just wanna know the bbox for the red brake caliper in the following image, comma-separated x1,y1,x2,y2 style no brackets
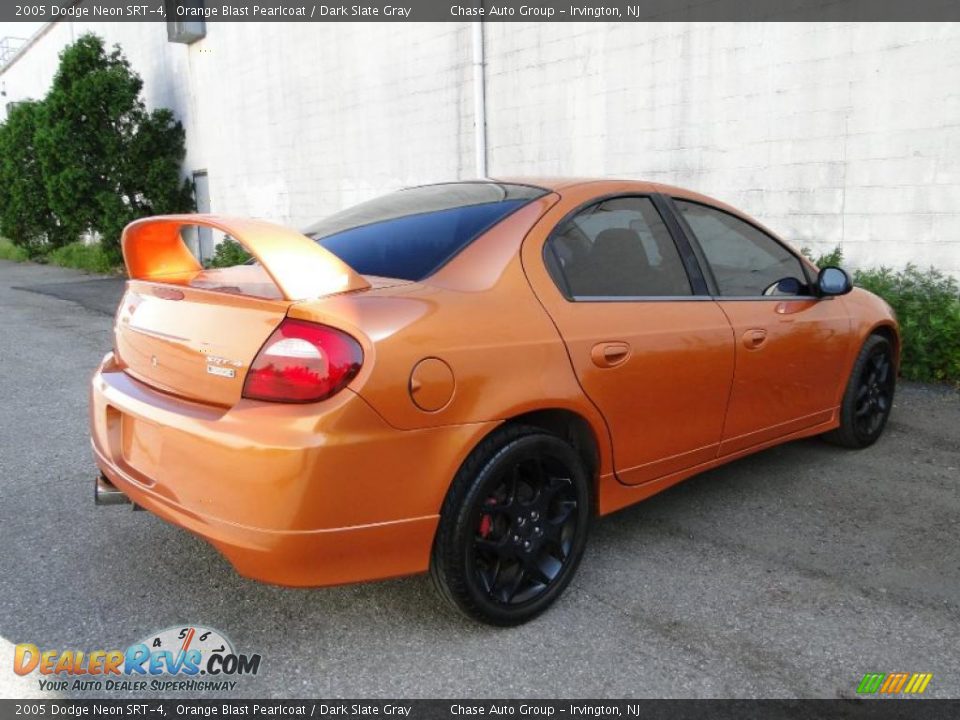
478,497,497,538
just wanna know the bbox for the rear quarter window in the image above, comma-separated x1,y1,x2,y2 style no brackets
305,183,547,282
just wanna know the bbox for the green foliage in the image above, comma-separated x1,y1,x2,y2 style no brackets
206,237,252,268
801,245,845,268
46,241,118,274
37,34,194,262
128,108,194,214
34,34,142,251
0,238,29,262
853,265,960,386
0,102,67,256
0,33,192,262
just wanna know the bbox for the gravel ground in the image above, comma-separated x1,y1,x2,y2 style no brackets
0,260,957,699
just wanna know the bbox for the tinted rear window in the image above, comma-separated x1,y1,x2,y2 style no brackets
304,182,547,281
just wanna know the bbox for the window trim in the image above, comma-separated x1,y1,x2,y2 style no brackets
541,193,710,303
664,196,818,300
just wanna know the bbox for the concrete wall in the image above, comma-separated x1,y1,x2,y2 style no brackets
1,20,475,231
2,20,959,275
485,22,960,274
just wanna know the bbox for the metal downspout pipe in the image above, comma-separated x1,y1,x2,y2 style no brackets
472,19,488,178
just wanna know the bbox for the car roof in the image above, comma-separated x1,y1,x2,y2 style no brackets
492,176,648,191
489,177,764,230
397,178,742,219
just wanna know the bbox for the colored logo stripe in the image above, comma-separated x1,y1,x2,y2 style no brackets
904,673,933,694
857,673,932,694
880,673,909,693
857,673,885,694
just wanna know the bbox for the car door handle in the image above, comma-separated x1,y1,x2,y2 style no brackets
743,329,768,349
591,342,631,368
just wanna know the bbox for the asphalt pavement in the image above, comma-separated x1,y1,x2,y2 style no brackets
0,259,958,699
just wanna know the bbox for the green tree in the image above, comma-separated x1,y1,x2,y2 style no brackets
34,33,192,262
207,236,252,268
0,101,66,255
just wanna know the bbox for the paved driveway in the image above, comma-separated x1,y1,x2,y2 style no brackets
0,260,957,699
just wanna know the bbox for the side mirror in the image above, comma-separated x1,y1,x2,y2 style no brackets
818,266,852,296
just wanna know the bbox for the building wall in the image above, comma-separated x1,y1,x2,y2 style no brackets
2,20,959,275
1,20,476,231
485,22,960,273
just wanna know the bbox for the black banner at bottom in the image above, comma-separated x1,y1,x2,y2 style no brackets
2,700,960,720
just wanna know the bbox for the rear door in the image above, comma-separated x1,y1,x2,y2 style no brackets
525,195,735,486
670,199,852,455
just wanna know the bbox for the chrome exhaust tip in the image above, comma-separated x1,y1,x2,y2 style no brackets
95,474,131,506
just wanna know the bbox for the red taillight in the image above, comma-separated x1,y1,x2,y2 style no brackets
242,318,363,403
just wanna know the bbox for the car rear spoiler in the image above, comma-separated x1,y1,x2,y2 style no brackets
121,214,370,301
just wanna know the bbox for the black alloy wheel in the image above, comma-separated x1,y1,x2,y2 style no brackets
471,453,579,604
431,425,591,626
825,334,896,449
854,345,895,439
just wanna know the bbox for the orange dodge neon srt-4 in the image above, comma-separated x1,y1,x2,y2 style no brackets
91,179,899,625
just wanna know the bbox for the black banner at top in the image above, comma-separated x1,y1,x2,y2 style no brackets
4,0,960,23
2,700,960,720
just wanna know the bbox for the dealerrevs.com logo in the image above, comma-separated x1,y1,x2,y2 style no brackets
14,626,262,693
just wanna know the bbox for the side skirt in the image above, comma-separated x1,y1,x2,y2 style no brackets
596,411,839,516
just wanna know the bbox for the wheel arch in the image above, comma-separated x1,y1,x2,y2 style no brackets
502,408,600,487
438,405,608,521
867,321,901,371
429,406,598,625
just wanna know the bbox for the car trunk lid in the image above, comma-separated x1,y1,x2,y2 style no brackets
114,215,372,407
116,279,291,406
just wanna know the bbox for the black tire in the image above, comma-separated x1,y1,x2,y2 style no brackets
430,424,592,626
824,334,896,449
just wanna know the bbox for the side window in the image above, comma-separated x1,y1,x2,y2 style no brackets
545,197,692,298
674,200,809,297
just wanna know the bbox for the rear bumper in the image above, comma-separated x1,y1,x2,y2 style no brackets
90,353,494,587
93,447,438,586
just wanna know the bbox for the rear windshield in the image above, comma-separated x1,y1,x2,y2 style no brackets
304,182,547,281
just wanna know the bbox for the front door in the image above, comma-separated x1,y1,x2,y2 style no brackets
671,199,853,455
525,195,735,485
